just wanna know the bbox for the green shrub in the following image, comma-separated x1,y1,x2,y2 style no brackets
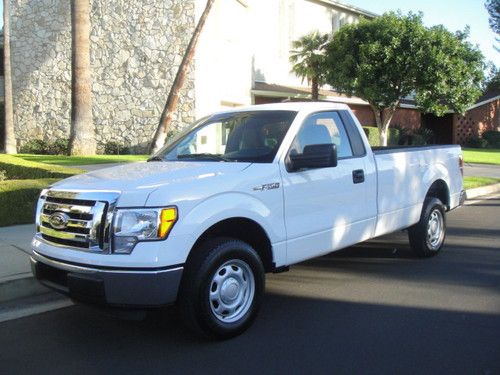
104,141,131,155
0,170,6,182
0,155,83,180
19,138,70,155
19,139,50,154
362,126,401,146
48,138,70,155
482,131,500,148
0,178,59,226
463,136,488,148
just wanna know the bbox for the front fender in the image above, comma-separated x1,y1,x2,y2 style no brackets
174,192,283,244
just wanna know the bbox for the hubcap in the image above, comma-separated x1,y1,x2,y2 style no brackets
426,208,444,250
209,259,255,323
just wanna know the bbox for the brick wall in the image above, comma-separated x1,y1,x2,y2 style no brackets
349,104,421,131
454,98,500,144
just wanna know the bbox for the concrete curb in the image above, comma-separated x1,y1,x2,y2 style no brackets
465,182,500,200
0,274,50,304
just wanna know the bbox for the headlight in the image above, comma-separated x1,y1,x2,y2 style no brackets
112,207,177,254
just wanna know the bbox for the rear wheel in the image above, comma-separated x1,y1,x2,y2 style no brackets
408,197,446,257
178,237,265,339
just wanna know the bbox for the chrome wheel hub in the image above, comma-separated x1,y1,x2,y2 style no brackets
426,209,444,250
209,259,255,323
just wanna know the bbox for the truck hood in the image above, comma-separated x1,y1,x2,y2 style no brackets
50,161,251,206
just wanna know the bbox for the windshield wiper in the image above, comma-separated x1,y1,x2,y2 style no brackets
147,156,164,162
177,153,233,162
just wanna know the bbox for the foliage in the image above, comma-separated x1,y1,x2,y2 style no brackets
19,138,70,155
289,31,329,100
463,148,500,165
362,126,401,146
463,136,489,149
0,170,7,182
324,11,484,145
463,176,500,190
483,64,500,93
104,141,131,155
482,130,500,148
0,155,83,180
15,154,148,166
485,0,500,35
0,178,59,226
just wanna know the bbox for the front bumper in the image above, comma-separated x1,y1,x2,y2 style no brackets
31,250,183,307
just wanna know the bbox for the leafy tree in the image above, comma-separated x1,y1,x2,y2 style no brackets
485,0,500,34
324,12,484,146
289,31,329,100
69,0,96,155
483,64,500,93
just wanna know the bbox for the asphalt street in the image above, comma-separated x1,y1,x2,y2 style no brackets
0,193,499,375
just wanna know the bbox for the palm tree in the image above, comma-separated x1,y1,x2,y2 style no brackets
289,31,329,101
149,0,216,153
69,0,96,155
3,0,16,154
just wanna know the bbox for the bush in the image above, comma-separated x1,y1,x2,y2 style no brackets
0,170,6,182
19,139,50,154
0,155,83,180
104,141,131,155
48,138,70,155
19,138,70,155
482,131,500,148
0,178,59,226
463,136,489,148
362,126,401,146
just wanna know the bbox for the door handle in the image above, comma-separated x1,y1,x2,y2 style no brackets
352,169,365,184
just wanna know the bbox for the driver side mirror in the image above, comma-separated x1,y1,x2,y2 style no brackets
288,144,337,172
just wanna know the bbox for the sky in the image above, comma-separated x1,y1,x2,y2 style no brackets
343,0,498,67
0,1,497,66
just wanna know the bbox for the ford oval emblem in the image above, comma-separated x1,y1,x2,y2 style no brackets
49,212,70,230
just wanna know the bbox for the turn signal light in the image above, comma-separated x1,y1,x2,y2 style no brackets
158,207,178,238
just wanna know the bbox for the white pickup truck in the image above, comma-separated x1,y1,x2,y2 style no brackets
31,102,465,338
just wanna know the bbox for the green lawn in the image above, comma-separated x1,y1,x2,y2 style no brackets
463,176,500,190
462,149,500,165
15,154,149,166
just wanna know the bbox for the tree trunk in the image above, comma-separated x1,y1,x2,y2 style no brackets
371,104,396,146
69,0,96,155
149,0,216,154
311,75,319,101
3,0,16,154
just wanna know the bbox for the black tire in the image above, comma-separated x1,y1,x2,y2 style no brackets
178,237,265,339
408,197,446,257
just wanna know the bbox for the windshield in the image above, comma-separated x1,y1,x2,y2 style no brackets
153,110,297,163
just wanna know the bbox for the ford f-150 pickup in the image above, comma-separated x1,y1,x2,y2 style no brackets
31,102,465,338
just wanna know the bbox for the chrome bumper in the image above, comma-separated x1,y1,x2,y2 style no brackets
31,250,183,307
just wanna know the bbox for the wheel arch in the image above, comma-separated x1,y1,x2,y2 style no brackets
425,179,450,210
186,217,275,273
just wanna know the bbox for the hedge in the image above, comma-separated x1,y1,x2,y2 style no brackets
0,179,59,226
0,154,84,179
362,126,401,146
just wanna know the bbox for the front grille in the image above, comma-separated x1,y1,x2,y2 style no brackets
36,190,120,253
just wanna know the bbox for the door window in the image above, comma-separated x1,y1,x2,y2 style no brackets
290,111,353,158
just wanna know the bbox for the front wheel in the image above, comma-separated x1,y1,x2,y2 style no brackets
178,237,265,339
408,197,446,257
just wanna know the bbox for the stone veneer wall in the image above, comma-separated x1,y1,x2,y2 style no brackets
10,0,195,153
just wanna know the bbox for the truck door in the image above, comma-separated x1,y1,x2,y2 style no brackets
280,110,377,264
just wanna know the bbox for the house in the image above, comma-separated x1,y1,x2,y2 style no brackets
1,0,496,151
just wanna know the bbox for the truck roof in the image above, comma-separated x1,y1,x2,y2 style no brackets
211,102,351,115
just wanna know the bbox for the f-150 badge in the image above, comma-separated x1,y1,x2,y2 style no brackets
253,182,280,191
